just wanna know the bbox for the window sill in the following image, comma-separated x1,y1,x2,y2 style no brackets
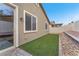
24,30,38,33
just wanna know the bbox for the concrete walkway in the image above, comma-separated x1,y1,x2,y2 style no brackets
0,48,32,56
60,33,79,56
59,34,63,56
11,48,32,56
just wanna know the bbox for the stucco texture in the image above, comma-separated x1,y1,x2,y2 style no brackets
14,3,49,45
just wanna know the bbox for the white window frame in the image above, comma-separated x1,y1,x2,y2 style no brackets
24,10,38,33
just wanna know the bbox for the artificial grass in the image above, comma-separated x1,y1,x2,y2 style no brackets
19,34,59,56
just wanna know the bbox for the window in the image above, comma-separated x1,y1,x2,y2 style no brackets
24,10,37,33
45,23,48,30
31,16,36,30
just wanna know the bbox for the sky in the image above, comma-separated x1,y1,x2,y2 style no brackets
42,3,79,25
0,3,79,25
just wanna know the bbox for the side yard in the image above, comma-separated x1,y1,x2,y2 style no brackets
19,34,59,56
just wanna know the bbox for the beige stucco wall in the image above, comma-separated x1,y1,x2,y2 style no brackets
73,21,79,31
49,23,75,34
14,3,49,45
49,21,79,34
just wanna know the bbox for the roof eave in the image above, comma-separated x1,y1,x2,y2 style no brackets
39,3,50,24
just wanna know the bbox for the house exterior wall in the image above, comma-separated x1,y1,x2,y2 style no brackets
14,3,49,45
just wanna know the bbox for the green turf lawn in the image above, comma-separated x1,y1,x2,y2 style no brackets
19,34,59,56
